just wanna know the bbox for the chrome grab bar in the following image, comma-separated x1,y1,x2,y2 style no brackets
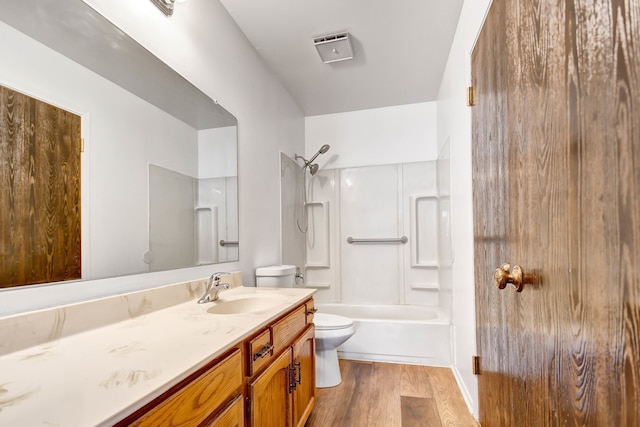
346,236,408,244
219,240,239,247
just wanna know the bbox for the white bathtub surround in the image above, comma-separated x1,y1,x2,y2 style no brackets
0,279,314,426
305,161,442,307
317,304,450,366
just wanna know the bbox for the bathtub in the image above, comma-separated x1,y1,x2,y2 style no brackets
315,303,451,366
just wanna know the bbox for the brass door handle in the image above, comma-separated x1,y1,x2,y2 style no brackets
494,263,535,292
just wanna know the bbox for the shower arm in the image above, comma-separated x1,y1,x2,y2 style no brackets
295,154,311,168
295,144,330,170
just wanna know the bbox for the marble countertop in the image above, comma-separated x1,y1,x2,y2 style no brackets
0,283,315,426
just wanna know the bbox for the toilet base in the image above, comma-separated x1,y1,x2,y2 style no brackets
315,348,342,388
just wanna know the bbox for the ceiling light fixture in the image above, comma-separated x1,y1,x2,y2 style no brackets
150,0,186,17
313,32,354,64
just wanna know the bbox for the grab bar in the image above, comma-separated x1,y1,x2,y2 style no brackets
219,240,239,247
346,236,408,244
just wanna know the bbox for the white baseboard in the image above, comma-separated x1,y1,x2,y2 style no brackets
451,364,478,420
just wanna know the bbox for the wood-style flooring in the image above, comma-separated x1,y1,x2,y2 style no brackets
305,360,479,427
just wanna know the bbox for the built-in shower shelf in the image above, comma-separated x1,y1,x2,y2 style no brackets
410,283,440,291
304,283,332,289
195,206,218,265
305,201,330,268
410,263,440,269
409,194,439,268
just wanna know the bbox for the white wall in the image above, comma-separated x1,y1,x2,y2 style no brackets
436,0,493,418
305,102,438,169
0,0,304,315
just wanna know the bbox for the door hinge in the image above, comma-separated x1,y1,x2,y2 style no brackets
472,355,480,375
80,138,85,153
288,363,296,393
467,86,476,107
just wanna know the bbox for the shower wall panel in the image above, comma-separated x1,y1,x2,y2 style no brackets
340,165,403,305
436,142,452,317
149,165,195,271
300,161,443,307
402,162,439,306
197,177,237,263
280,153,305,277
306,169,340,301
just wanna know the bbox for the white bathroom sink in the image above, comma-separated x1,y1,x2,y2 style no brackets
206,293,282,314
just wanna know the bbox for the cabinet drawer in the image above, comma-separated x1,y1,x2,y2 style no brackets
247,328,273,376
272,304,307,352
305,299,316,323
131,349,242,427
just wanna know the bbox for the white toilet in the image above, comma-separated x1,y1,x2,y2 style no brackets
255,265,355,388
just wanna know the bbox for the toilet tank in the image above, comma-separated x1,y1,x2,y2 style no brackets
255,265,297,287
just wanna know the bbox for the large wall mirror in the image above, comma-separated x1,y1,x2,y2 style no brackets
0,0,238,288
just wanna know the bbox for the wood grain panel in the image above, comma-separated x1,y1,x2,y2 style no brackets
472,0,640,425
292,325,315,427
248,348,293,427
203,395,244,427
272,305,306,352
306,361,477,427
471,0,511,424
130,349,242,427
0,85,81,288
400,396,441,427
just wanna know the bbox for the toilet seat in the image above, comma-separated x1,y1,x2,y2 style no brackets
314,313,353,330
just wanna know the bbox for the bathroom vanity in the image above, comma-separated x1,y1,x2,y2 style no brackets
0,276,316,426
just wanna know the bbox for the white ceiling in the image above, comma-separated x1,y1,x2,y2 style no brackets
219,0,464,116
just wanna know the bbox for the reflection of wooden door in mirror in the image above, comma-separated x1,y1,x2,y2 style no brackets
0,85,81,288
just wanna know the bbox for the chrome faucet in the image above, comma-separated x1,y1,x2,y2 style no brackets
197,272,230,304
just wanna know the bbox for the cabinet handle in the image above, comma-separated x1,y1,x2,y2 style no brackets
253,343,272,361
295,360,301,385
307,308,318,315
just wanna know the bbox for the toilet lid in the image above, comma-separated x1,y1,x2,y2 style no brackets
314,313,353,330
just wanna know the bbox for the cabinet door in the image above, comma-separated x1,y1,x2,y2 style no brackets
248,347,293,427
204,395,244,427
292,325,315,427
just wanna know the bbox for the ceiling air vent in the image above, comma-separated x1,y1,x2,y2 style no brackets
313,32,354,64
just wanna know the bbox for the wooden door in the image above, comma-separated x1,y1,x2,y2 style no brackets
292,325,315,427
248,347,293,427
0,85,81,288
472,0,640,426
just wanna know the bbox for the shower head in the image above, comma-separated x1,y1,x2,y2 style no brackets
306,144,331,165
295,144,331,175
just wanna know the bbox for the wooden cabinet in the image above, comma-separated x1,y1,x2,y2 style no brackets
291,325,315,427
248,346,294,427
118,348,243,427
246,299,316,427
116,297,315,427
203,395,244,427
